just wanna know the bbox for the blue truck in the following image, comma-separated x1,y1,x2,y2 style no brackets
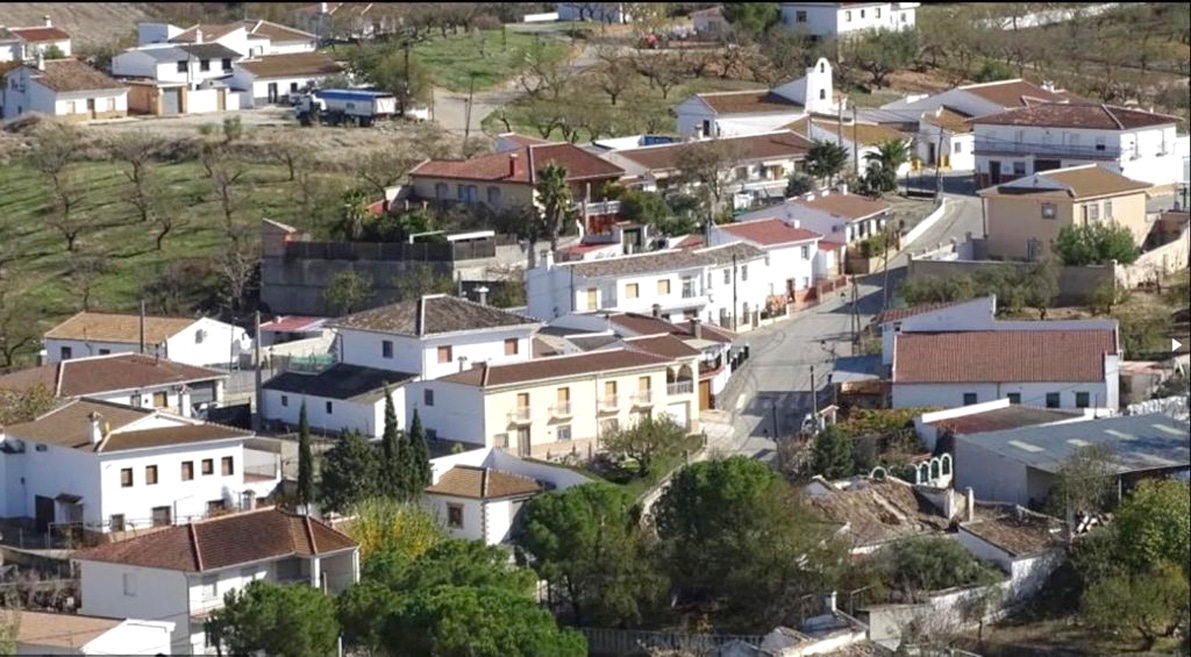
297,89,398,127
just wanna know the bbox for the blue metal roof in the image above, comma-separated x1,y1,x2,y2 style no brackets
315,89,393,101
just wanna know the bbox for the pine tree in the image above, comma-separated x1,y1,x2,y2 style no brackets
379,384,403,499
297,400,314,509
406,409,432,495
811,424,854,480
319,429,379,514
395,428,414,499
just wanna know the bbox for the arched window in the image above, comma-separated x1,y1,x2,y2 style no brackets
941,454,952,476
930,458,941,480
819,89,826,100
918,463,930,484
819,62,825,73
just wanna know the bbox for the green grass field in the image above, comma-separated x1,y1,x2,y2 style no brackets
412,28,572,92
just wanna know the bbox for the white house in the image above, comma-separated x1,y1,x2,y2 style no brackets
917,105,975,171
230,51,344,105
556,2,637,23
673,58,837,139
0,16,72,62
424,447,593,544
43,311,251,369
779,2,919,38
969,102,1187,189
0,398,281,537
788,115,913,176
709,218,822,298
14,611,175,655
1,55,127,122
139,20,318,57
527,242,776,332
956,505,1067,607
73,507,359,655
261,364,416,437
736,186,891,245
111,40,244,115
0,352,228,413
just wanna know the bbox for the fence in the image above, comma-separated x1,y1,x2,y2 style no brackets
579,627,766,657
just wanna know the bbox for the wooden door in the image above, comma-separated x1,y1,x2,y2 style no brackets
153,391,169,408
699,380,712,411
86,98,96,119
35,495,54,533
517,427,531,457
586,288,597,310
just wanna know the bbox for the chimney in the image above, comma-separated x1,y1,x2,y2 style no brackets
965,487,975,523
88,412,104,445
43,15,52,27
689,318,703,340
476,286,489,306
35,48,45,71
195,28,204,44
837,182,848,196
651,303,662,318
823,591,837,615
508,153,519,178
1041,80,1055,92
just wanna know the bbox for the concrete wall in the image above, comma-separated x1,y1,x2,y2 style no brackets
954,438,1029,506
1115,226,1191,288
78,561,193,654
892,381,1113,411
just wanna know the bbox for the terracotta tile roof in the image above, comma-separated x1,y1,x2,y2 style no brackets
615,131,813,172
15,611,121,649
334,294,539,336
798,118,910,146
697,89,802,115
236,52,343,79
73,508,356,572
24,58,126,93
922,106,973,133
893,329,1118,384
877,300,968,324
45,311,198,345
980,165,1153,200
260,316,328,333
929,405,1083,435
788,192,890,221
100,423,253,453
970,103,1181,130
962,508,1064,557
411,143,624,183
8,26,72,42
609,312,735,343
959,79,1077,109
240,18,317,42
718,218,822,246
697,241,768,265
263,364,417,402
0,353,226,399
438,348,675,387
819,240,845,252
622,334,701,359
170,23,243,43
806,479,950,549
178,42,242,60
565,249,715,278
498,132,551,147
673,235,704,249
425,465,542,499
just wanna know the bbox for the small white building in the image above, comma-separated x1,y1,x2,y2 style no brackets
0,16,72,62
424,447,593,544
0,398,281,537
1,56,127,122
261,364,416,437
957,505,1067,607
556,2,637,23
139,19,318,57
73,507,359,655
709,217,823,298
0,352,227,413
788,115,914,177
14,611,175,655
736,186,891,245
917,105,975,171
43,311,251,369
779,2,919,38
230,51,344,105
970,102,1187,189
673,58,837,139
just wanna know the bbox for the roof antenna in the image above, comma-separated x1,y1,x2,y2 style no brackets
139,298,147,355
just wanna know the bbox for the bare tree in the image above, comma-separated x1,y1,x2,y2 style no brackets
675,139,746,215
270,139,312,182
215,246,258,316
109,131,159,223
28,124,90,251
353,142,428,197
635,53,689,99
67,250,113,311
206,151,248,244
0,287,40,369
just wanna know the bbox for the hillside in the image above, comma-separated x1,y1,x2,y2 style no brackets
0,3,158,47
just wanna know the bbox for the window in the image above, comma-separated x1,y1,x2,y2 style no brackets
290,82,299,93
207,499,226,514
202,458,214,475
723,269,731,285
1075,392,1091,408
381,340,393,358
1104,200,1113,219
222,57,232,71
601,418,620,434
1094,136,1106,151
657,279,671,295
819,89,826,100
221,456,234,476
281,394,289,407
954,141,963,154
98,348,110,355
110,514,125,532
962,393,978,406
558,425,572,441
860,9,866,18
901,11,907,22
427,428,437,441
199,58,210,72
120,468,133,487
201,574,218,600
176,60,187,73
625,283,639,299
1045,392,1061,409
105,97,116,111
145,465,158,485
1007,393,1021,404
182,461,194,481
131,394,143,408
151,506,172,527
735,166,749,181
1085,203,1100,222
796,9,807,22
435,182,448,199
60,346,72,360
875,7,881,17
487,186,501,205
447,503,464,529
437,345,453,363
741,265,748,281
845,10,852,21
424,388,435,406
682,276,696,298
325,400,333,414
504,338,518,356
1041,203,1057,220
1012,161,1027,176
123,573,137,596
800,245,810,259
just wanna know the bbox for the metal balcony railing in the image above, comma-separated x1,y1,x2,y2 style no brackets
667,381,694,396
972,139,1122,160
508,407,532,423
598,396,619,412
631,390,654,406
550,402,573,417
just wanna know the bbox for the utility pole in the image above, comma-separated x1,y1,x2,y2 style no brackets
881,219,893,313
252,310,263,433
731,253,739,332
934,124,945,200
401,38,413,117
850,275,860,353
852,104,859,177
138,299,146,354
836,97,845,148
463,72,477,143
810,365,819,434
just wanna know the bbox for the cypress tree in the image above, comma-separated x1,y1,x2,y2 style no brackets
297,400,314,508
406,409,432,494
380,384,402,498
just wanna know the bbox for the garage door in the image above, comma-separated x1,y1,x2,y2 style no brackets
162,88,181,115
664,402,690,431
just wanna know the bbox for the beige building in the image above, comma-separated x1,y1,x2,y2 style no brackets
419,347,700,461
978,163,1152,261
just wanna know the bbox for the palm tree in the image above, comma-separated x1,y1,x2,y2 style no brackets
535,162,575,251
863,139,912,194
806,141,849,187
336,188,372,241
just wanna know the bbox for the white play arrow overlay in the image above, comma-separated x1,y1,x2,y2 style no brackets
1175,338,1184,352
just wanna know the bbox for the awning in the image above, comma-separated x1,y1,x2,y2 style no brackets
829,355,884,384
55,493,83,505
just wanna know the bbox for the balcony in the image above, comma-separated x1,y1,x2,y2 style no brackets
973,139,1122,160
508,407,533,423
550,402,573,418
572,199,621,216
667,381,694,396
630,390,654,407
598,396,619,412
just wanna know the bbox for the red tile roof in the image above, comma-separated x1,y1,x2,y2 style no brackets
411,143,624,184
819,240,845,252
609,312,735,343
970,103,1181,130
623,334,702,359
237,52,343,79
615,131,813,173
697,90,802,114
438,348,676,387
0,353,226,399
260,316,328,333
73,508,356,572
8,26,72,42
425,465,542,499
960,79,1080,109
893,330,1118,384
718,218,822,247
790,192,890,221
877,300,969,324
673,235,705,249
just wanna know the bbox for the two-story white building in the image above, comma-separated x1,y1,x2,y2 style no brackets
1,55,128,122
137,20,318,56
527,242,775,332
0,16,72,62
673,58,838,139
969,102,1186,189
736,186,891,245
261,294,541,438
708,218,823,301
73,507,359,655
779,2,919,38
0,398,281,538
111,40,244,115
43,311,251,369
0,352,227,413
